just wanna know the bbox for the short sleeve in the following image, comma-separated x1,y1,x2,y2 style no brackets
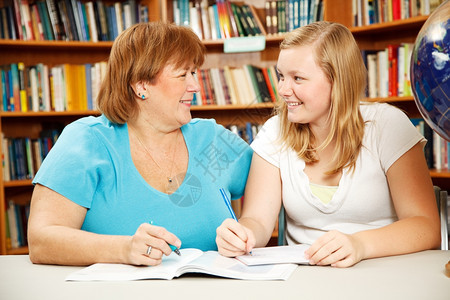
32,122,114,208
250,116,283,168
366,104,426,172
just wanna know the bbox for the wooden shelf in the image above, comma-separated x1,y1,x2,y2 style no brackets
0,111,100,118
364,96,415,103
191,103,274,111
5,246,28,255
3,180,33,188
430,170,450,179
0,104,274,117
349,15,428,34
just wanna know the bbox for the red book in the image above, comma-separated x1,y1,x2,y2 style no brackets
387,44,399,97
261,67,276,102
392,0,401,21
216,0,231,38
197,69,208,105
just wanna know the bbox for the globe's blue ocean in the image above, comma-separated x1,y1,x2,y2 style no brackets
410,1,450,141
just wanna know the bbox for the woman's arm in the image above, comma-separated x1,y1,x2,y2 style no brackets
360,141,441,257
305,142,441,267
216,153,283,256
28,184,180,266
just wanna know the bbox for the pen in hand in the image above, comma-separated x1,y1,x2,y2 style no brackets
149,221,181,256
219,188,252,255
219,188,237,222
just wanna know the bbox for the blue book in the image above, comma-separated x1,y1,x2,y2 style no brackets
14,203,24,247
213,4,221,39
104,3,114,40
75,0,87,41
1,69,7,111
109,5,118,40
180,0,189,26
14,138,27,180
8,68,14,111
245,122,253,143
37,1,54,40
6,6,17,40
80,2,90,41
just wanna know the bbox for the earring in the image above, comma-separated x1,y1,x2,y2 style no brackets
141,94,145,100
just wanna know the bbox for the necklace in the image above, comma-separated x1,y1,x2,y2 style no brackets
131,127,179,185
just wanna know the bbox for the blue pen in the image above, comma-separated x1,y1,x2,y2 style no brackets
219,188,237,221
219,188,252,255
149,221,181,256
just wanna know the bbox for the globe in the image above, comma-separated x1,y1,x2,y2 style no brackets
410,0,450,141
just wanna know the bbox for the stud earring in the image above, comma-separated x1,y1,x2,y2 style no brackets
141,94,145,100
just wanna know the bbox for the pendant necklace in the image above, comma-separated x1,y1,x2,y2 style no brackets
131,127,179,188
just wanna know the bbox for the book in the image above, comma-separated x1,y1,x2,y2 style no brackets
45,0,65,40
237,244,310,266
65,248,297,281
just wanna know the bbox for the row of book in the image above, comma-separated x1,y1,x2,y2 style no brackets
411,118,450,171
0,0,148,41
5,199,30,249
193,65,279,106
0,61,278,112
363,43,413,99
1,62,107,112
2,128,62,181
265,0,324,35
353,0,444,27
173,0,266,40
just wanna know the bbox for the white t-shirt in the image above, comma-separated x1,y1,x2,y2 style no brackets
251,103,426,245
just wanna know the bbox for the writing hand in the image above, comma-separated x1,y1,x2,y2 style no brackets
128,223,181,266
216,219,255,257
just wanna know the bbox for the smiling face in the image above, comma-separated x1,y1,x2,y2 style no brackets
143,63,200,129
276,45,332,129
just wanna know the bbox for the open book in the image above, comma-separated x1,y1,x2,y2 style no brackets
65,249,297,281
237,244,310,266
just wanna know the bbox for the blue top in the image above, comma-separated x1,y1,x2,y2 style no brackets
32,115,253,251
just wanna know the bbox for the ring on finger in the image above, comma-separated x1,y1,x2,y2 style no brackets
146,246,152,256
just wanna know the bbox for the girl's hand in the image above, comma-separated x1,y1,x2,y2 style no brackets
127,223,181,266
216,219,255,257
304,230,365,268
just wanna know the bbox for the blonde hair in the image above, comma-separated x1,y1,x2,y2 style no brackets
97,22,206,124
276,21,366,174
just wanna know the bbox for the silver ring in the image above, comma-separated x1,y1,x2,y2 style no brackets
146,246,152,255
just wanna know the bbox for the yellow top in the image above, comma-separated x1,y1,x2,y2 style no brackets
309,183,338,205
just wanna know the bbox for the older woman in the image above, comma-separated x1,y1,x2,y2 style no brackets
28,22,252,266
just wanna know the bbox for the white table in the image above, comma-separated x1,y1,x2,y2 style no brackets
1,250,449,300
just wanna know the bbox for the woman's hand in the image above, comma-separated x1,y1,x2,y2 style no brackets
304,230,365,268
127,223,181,266
216,219,256,257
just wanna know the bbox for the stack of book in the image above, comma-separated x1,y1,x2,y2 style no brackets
265,0,324,35
352,0,444,27
410,118,450,171
173,0,266,40
2,127,62,181
5,199,30,250
1,61,107,112
362,43,414,99
0,0,148,41
193,64,279,106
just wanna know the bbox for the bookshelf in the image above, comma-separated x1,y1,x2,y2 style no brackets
0,0,448,255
